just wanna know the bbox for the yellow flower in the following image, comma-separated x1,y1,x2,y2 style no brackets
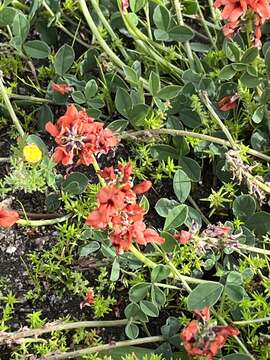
23,143,42,163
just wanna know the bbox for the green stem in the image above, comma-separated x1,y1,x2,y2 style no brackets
10,94,53,104
90,0,130,61
173,0,193,63
79,0,126,69
17,214,71,227
194,0,218,50
233,317,270,326
129,245,207,284
42,1,91,49
0,71,25,138
38,336,164,360
91,156,106,187
0,319,128,344
199,91,237,150
188,195,210,225
121,129,270,162
238,244,270,256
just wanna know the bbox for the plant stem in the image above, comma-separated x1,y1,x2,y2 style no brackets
90,0,130,61
238,244,270,256
91,156,106,186
41,1,91,49
194,0,217,50
0,320,128,345
17,214,71,227
79,0,126,69
173,0,193,63
199,91,237,150
0,157,10,163
129,245,207,284
39,336,164,360
233,317,270,326
188,195,210,225
10,94,53,104
121,129,270,162
0,71,25,138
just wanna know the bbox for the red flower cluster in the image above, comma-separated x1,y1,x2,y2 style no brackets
86,163,164,253
218,95,238,112
214,0,270,46
46,104,119,166
51,83,73,95
0,209,19,228
80,289,95,309
181,307,239,359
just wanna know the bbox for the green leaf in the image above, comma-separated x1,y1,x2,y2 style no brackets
71,91,85,104
252,105,264,124
62,172,88,195
149,71,161,96
23,40,50,59
139,195,150,213
124,302,148,322
153,5,171,31
110,258,120,281
0,7,17,26
12,13,30,49
219,65,236,80
161,317,180,339
157,85,181,100
151,285,166,307
37,105,53,132
151,265,171,282
246,211,270,234
178,156,201,182
129,283,151,302
46,193,61,212
241,47,258,64
124,66,139,84
164,204,188,230
150,144,179,160
54,44,75,76
240,72,261,88
125,323,139,339
265,47,270,74
187,282,224,310
185,206,202,229
168,25,194,42
227,271,243,285
155,198,179,217
106,119,128,132
130,0,146,12
233,195,256,220
225,284,246,302
140,300,159,317
85,79,98,99
79,242,100,256
173,169,191,203
115,88,132,118
160,231,178,252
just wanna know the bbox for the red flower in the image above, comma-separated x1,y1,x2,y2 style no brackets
51,83,73,95
218,95,238,112
174,230,192,245
0,210,19,228
133,180,152,194
214,0,270,44
86,164,165,252
46,104,119,166
80,289,94,309
122,0,129,12
180,308,240,360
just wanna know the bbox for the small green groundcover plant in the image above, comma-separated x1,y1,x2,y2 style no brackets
1,0,270,359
